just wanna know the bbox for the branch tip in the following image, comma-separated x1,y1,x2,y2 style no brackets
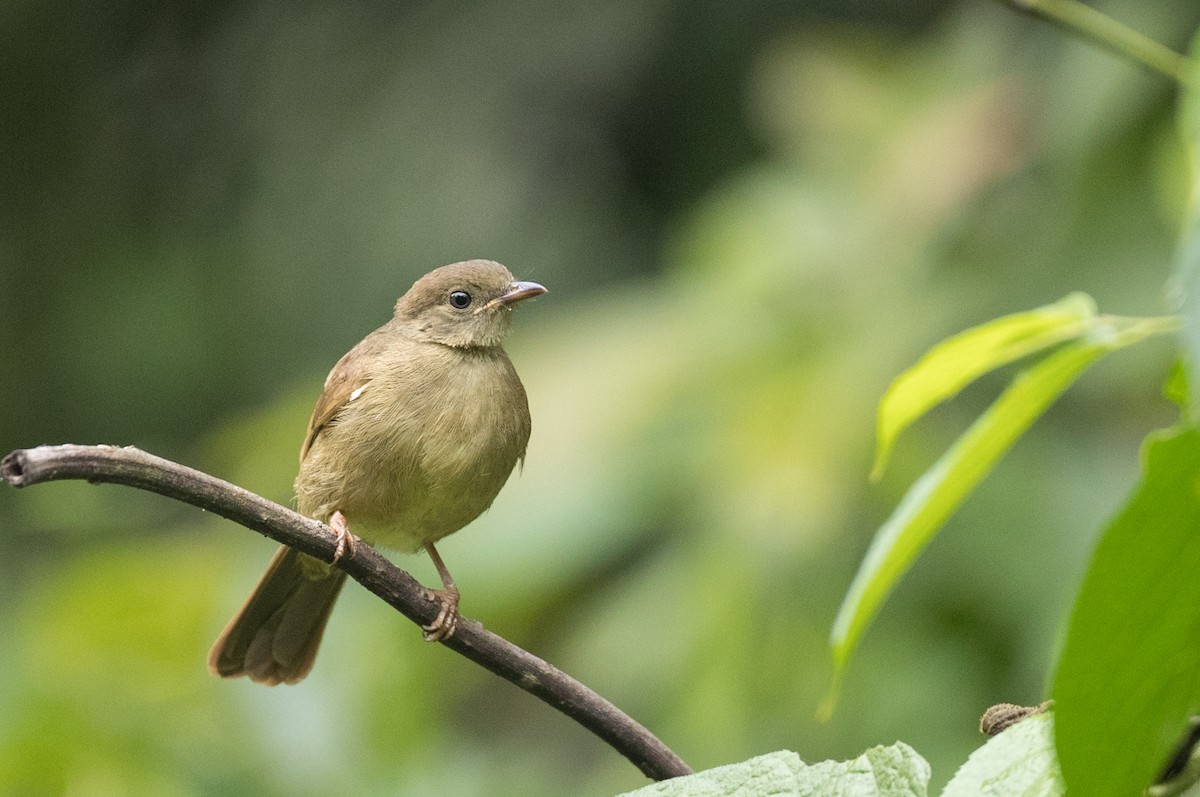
1,450,27,486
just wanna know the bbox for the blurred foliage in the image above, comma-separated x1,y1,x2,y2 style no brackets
4,1,1200,795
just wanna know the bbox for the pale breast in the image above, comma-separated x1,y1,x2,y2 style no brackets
293,342,531,553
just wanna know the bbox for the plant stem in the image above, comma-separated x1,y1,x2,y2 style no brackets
1004,0,1197,86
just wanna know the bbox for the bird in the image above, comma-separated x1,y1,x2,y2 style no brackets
208,259,546,685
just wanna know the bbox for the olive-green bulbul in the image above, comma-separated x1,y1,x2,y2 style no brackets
208,259,545,684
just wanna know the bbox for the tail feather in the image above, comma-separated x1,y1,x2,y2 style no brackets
209,545,347,685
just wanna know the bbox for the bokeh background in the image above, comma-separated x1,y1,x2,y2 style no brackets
3,1,1198,794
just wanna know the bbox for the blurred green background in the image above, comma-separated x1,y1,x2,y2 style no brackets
3,1,1198,794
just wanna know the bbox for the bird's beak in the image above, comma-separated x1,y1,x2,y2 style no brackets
479,280,547,313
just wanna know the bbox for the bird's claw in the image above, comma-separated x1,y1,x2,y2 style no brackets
329,510,358,565
421,586,461,642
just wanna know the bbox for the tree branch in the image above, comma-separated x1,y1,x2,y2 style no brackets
998,0,1198,86
1,444,693,782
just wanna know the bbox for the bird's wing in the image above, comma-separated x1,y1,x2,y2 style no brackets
300,329,386,463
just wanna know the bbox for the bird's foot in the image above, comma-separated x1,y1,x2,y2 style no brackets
421,585,461,642
329,510,358,565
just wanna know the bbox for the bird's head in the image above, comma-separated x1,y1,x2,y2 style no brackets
395,260,546,348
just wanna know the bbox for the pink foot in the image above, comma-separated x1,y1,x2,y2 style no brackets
329,510,358,564
421,585,461,642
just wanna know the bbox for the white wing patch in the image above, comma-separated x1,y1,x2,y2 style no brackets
349,385,366,402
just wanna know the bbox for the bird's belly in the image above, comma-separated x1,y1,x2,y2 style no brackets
295,397,523,553
347,457,514,553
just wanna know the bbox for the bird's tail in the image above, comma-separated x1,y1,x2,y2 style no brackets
208,545,346,685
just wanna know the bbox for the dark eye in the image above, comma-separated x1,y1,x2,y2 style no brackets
448,290,472,309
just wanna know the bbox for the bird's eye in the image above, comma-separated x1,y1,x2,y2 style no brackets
448,290,472,309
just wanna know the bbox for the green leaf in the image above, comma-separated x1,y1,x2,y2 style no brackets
1173,32,1200,415
617,752,805,797
617,745,930,797
830,317,1176,694
940,713,1062,797
1052,425,1200,797
1165,360,1191,410
618,752,804,797
871,293,1097,480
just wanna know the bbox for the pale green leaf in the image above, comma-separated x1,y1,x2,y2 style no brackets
618,752,804,797
618,745,930,797
830,317,1176,687
872,293,1097,480
940,713,1062,797
1053,425,1200,797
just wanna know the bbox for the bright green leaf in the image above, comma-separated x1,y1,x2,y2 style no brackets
1165,360,1191,410
940,713,1062,797
871,293,1097,480
830,317,1177,691
1053,425,1200,797
618,745,930,797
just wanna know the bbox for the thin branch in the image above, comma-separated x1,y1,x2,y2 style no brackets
1,444,693,782
1001,0,1198,87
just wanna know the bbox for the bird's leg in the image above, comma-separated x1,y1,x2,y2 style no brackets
421,542,461,642
329,510,358,565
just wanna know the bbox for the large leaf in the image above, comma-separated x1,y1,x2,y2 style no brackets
872,293,1097,480
940,713,1062,797
1052,425,1200,797
618,745,930,797
829,317,1176,695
